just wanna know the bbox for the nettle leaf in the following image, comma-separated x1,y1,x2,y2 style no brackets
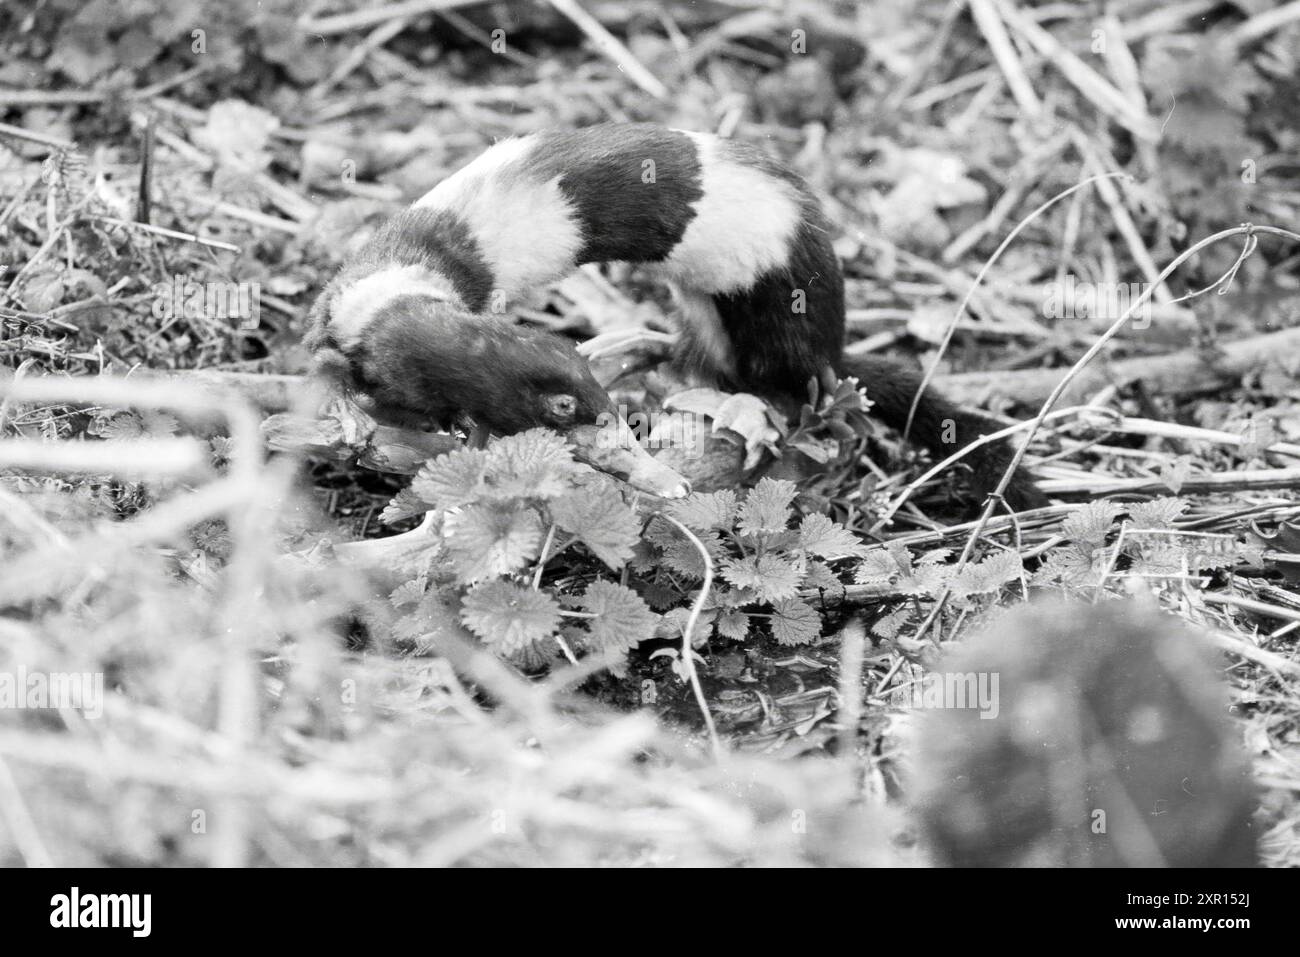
718,586,760,608
916,548,953,565
382,486,435,525
737,477,797,536
898,560,950,596
549,482,640,570
871,606,912,640
1061,500,1124,546
1129,542,1190,578
716,610,751,641
647,518,726,579
410,447,490,510
483,428,583,501
769,598,822,646
659,605,717,647
854,550,898,585
389,579,426,608
504,631,565,672
1127,497,1189,530
1032,544,1103,586
140,410,180,437
797,513,867,559
638,579,683,611
444,504,543,583
394,587,464,651
952,550,1024,598
875,546,910,582
720,554,801,602
579,580,658,653
667,489,739,531
803,560,841,591
460,580,560,656
95,412,144,440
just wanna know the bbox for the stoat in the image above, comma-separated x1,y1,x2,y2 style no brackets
306,123,1041,507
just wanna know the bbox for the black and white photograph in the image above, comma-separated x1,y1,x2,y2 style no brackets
0,0,1297,896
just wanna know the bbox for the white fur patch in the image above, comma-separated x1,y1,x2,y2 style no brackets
414,135,585,303
331,264,456,348
657,132,801,294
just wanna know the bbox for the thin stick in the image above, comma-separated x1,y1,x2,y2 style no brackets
300,0,487,36
92,215,241,253
660,514,722,759
545,0,669,100
0,756,53,867
0,121,75,151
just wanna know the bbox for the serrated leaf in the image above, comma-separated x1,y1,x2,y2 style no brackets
797,513,867,559
549,483,640,569
410,447,490,510
1127,497,1189,530
444,504,543,583
394,587,463,649
667,490,738,531
389,580,426,608
140,410,180,437
886,543,914,577
648,518,725,580
871,606,911,640
769,598,821,645
854,550,898,585
716,610,750,640
803,560,841,591
579,580,658,653
720,554,801,602
737,477,797,536
483,428,582,500
95,412,144,440
1032,544,1103,586
382,486,435,524
460,580,560,656
953,550,1024,597
1061,500,1123,546
916,548,953,565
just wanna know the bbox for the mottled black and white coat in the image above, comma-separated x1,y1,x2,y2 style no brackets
308,123,1038,506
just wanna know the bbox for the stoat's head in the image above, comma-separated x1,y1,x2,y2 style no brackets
484,328,691,499
312,286,689,498
483,327,613,434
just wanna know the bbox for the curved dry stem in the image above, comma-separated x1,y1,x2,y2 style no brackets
902,170,1131,441
659,513,723,760
913,223,1300,644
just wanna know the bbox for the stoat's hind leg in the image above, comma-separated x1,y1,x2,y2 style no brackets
661,286,736,391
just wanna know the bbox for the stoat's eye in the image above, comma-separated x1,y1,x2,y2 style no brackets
545,394,577,421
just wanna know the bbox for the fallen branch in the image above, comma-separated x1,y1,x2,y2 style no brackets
938,326,1300,406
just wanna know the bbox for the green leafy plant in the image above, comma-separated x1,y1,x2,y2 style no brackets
639,477,869,648
381,428,657,672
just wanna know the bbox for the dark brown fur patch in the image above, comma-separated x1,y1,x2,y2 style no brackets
530,124,704,264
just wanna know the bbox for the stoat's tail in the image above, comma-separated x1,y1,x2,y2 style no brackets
840,353,1044,510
